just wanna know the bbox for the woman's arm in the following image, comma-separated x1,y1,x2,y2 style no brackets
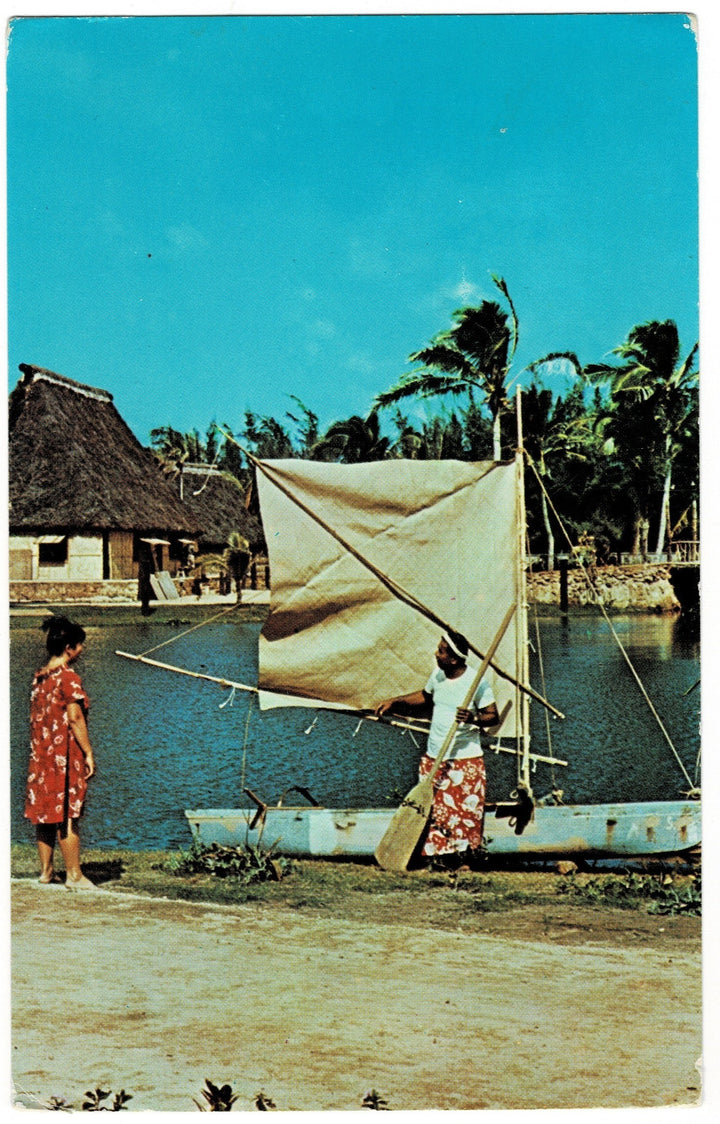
66,701,95,778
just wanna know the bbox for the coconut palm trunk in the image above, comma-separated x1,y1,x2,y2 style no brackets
655,461,673,559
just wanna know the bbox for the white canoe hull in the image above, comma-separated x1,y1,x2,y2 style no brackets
184,800,700,858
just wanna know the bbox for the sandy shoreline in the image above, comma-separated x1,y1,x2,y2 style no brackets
11,878,701,1113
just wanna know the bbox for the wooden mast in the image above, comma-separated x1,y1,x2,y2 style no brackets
515,386,532,793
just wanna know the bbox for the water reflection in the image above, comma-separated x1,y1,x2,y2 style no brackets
10,611,700,850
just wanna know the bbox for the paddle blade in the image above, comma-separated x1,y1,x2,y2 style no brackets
374,775,435,872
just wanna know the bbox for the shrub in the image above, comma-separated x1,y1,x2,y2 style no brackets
162,841,291,885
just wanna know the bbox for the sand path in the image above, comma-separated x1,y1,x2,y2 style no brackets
11,880,701,1112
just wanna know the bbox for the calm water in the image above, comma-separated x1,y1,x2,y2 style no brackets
10,612,700,850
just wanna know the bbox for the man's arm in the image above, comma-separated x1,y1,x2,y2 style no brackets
456,701,500,728
374,689,432,719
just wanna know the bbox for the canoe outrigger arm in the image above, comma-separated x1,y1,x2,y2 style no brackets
115,650,568,769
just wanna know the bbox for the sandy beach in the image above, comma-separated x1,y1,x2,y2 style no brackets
11,877,701,1113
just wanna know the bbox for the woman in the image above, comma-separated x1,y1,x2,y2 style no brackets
24,615,97,889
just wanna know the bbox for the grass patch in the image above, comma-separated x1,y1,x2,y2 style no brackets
11,843,701,926
557,870,701,916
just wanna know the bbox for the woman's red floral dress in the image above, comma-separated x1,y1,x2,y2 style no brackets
25,666,90,824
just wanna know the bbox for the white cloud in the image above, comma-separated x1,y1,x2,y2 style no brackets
452,279,482,303
346,352,376,377
309,319,336,340
166,224,209,252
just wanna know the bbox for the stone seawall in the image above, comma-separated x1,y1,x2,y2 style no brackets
9,580,139,603
528,564,680,613
10,564,681,613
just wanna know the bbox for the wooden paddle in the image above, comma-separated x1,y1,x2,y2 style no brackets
374,603,516,872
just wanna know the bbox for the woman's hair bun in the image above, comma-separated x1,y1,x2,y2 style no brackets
41,615,86,656
42,615,71,635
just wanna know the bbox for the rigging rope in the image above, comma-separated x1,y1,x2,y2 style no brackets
530,582,557,791
524,452,695,792
216,428,564,719
137,604,242,659
239,695,254,794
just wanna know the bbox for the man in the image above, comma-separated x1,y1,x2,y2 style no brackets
375,628,499,860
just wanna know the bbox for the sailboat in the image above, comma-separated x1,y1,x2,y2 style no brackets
118,398,701,864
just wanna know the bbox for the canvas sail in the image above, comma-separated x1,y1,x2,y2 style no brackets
255,457,523,736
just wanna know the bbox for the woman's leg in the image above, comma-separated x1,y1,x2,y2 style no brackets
36,823,57,882
58,818,95,888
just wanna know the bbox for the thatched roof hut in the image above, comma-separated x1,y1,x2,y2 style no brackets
177,464,264,553
9,364,198,533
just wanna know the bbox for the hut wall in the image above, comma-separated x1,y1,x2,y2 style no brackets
8,533,105,582
66,535,103,581
109,531,135,580
9,536,34,580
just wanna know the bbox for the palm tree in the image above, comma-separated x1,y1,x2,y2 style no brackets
285,396,320,456
311,411,390,463
389,408,469,460
521,382,594,569
242,411,295,460
150,426,194,498
374,275,519,460
586,320,698,557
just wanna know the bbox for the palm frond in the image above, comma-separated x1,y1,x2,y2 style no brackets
491,275,519,365
374,371,474,408
408,344,475,378
527,351,584,379
677,342,699,384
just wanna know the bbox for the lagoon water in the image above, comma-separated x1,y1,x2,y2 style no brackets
10,612,700,851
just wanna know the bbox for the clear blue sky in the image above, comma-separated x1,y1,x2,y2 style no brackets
7,12,699,446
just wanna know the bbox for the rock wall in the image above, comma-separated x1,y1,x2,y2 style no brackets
528,564,680,613
9,580,140,603
10,564,681,613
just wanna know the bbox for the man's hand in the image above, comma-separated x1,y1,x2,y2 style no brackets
374,699,395,718
456,707,474,725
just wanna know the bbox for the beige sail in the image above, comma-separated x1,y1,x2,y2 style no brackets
256,457,521,735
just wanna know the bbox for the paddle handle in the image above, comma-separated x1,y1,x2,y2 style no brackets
424,603,516,787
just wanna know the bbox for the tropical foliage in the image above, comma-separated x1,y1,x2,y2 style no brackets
151,300,698,563
585,320,699,556
374,275,519,459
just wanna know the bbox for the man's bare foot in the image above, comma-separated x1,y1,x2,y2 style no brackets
65,875,101,891
38,873,60,884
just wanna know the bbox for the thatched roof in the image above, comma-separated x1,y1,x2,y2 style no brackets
177,464,264,551
9,364,200,533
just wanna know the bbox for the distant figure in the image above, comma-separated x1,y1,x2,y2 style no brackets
192,574,203,599
137,540,155,616
375,628,499,862
25,616,98,890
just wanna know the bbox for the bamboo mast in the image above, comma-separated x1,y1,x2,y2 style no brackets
515,387,532,793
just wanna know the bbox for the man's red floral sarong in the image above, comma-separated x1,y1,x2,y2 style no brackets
419,753,486,856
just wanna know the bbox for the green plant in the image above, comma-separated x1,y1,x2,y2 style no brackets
163,840,291,885
193,1079,239,1111
362,1089,389,1110
557,871,701,916
81,1088,132,1111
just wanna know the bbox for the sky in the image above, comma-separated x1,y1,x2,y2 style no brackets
6,10,700,448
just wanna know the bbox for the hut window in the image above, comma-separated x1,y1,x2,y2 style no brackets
38,537,68,565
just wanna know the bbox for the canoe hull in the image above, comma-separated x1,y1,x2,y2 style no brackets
184,800,700,858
